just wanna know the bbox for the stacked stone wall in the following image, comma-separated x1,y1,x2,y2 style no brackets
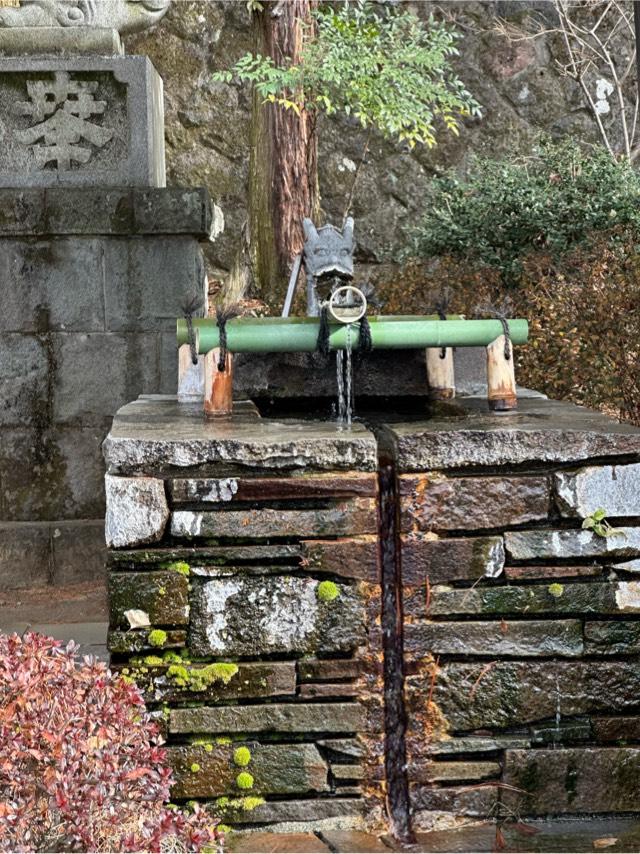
398,436,640,826
104,398,384,831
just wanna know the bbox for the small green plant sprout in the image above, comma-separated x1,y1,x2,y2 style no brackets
233,746,252,767
235,772,254,790
548,583,564,599
147,629,167,648
582,509,624,539
317,580,340,602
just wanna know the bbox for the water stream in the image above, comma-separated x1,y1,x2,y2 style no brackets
336,323,355,428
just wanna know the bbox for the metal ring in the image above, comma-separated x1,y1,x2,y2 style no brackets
328,285,367,324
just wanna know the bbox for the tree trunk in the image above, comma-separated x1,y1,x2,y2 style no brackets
248,0,319,310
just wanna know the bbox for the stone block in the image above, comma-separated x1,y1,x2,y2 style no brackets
0,28,124,57
426,736,531,755
505,565,603,581
170,702,364,735
423,581,637,618
410,784,498,818
169,473,377,505
0,334,48,427
404,619,583,657
410,760,501,784
189,576,365,657
434,661,640,730
301,537,379,581
584,620,640,654
556,463,640,518
102,237,206,333
399,474,550,532
217,798,363,826
108,628,186,654
54,332,161,425
0,239,105,333
0,189,44,233
401,535,504,585
103,396,378,475
167,742,328,798
592,717,640,742
145,661,297,704
299,660,363,682
0,56,165,188
51,520,105,586
133,188,213,235
171,500,377,541
0,522,51,590
503,748,640,813
105,475,168,548
381,397,640,472
109,570,188,627
44,189,133,234
505,528,640,561
0,425,107,521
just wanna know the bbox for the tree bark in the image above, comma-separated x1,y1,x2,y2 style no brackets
248,0,319,310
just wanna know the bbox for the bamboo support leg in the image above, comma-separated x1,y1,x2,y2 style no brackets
204,349,233,417
178,344,204,402
426,347,455,400
486,335,517,411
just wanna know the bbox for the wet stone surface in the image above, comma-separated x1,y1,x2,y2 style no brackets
556,462,640,518
189,575,366,657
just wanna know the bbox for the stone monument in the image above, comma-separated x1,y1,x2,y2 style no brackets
0,0,213,606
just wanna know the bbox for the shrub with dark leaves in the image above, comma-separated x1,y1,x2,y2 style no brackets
0,632,221,853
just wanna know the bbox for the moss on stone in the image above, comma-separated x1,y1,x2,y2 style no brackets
164,561,191,576
148,629,168,647
233,746,251,767
317,580,340,602
548,583,565,598
235,771,254,790
216,736,232,745
190,763,201,773
167,662,239,692
163,650,183,663
143,655,165,666
217,824,233,834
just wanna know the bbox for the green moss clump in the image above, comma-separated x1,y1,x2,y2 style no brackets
216,736,232,745
241,796,264,811
233,746,251,767
217,824,232,835
190,763,201,773
167,662,239,692
164,561,191,576
148,629,167,648
317,580,340,602
120,674,134,685
162,650,183,663
143,655,165,666
548,583,565,599
235,772,254,790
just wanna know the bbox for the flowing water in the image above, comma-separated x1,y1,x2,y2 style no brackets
336,324,355,428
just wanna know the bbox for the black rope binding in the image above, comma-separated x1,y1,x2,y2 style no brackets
475,299,513,360
358,315,373,356
431,286,453,359
215,304,241,372
317,304,331,357
181,294,204,366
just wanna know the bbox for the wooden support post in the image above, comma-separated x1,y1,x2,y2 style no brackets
178,344,204,402
204,349,233,417
486,335,517,411
426,347,455,400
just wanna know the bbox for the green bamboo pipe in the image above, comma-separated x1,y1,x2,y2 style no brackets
177,316,528,355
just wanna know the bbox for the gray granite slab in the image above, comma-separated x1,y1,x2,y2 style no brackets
0,55,164,188
103,396,378,475
0,27,123,56
380,397,640,472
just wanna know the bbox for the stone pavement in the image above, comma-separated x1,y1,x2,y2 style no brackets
228,819,640,853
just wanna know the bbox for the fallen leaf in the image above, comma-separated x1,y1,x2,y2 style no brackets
593,838,618,849
124,609,150,629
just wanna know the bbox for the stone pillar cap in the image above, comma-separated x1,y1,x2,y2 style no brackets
0,0,170,36
0,27,123,56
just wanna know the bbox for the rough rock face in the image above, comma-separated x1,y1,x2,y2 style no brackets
104,474,169,548
124,1,609,279
556,463,640,518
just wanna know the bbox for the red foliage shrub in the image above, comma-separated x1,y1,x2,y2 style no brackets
0,632,221,853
